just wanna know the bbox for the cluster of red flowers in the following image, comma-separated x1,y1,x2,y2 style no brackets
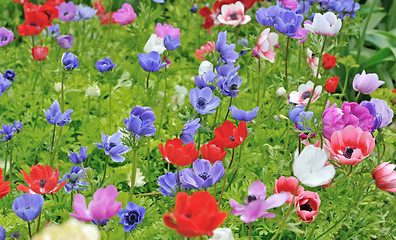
159,120,247,167
94,0,116,25
17,0,63,36
198,0,261,30
322,53,339,93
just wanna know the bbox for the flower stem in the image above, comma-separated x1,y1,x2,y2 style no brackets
340,67,349,100
28,222,32,239
8,148,13,190
146,71,151,89
70,190,74,211
356,0,375,63
61,71,65,111
235,26,238,43
108,81,112,131
285,37,290,85
177,166,181,192
49,124,56,167
36,211,42,233
224,90,235,121
218,149,235,205
249,222,252,240
101,155,110,185
4,142,8,181
355,92,361,103
256,57,261,106
129,146,138,201
305,36,327,111
135,191,162,197
147,147,152,192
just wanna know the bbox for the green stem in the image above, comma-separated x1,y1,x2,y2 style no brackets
101,155,110,185
256,57,261,106
36,211,42,233
28,222,32,239
249,222,252,240
285,37,290,85
49,125,56,167
61,71,65,111
356,0,375,63
71,190,74,211
4,142,9,181
224,90,234,121
129,146,138,201
146,71,151,89
306,36,327,111
8,148,13,190
108,82,112,131
147,147,152,192
218,149,235,205
177,166,181,192
355,92,361,102
135,191,162,197
340,67,349,100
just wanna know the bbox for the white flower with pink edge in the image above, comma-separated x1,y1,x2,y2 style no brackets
217,1,251,27
289,80,322,106
306,48,321,77
304,12,342,37
257,28,278,63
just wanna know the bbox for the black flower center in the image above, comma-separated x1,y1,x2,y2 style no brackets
198,172,210,180
28,23,40,29
302,91,311,100
300,203,313,212
109,142,116,149
228,136,235,142
64,12,69,16
230,13,238,20
40,179,47,188
69,173,79,183
247,195,257,202
230,84,238,90
342,147,355,159
126,211,139,225
196,98,207,108
1,36,7,42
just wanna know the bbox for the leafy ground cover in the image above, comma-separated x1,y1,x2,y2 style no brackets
0,0,395,239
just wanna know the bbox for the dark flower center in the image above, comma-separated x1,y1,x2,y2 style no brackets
300,203,313,212
230,84,238,90
302,91,311,100
228,136,235,142
247,195,257,202
196,98,207,108
1,36,7,42
230,13,238,20
125,211,139,225
198,172,210,180
342,147,355,159
109,142,116,149
69,173,79,183
64,12,69,16
40,179,47,188
28,23,40,29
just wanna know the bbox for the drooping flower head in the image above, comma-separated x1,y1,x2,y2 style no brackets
217,1,251,27
371,162,396,192
17,164,67,194
306,48,319,76
117,202,145,232
59,166,89,194
326,125,375,165
180,118,201,144
68,146,88,164
95,57,116,73
214,121,247,149
180,159,225,189
230,180,289,223
138,51,167,72
189,87,220,115
293,145,335,187
158,138,199,167
70,185,122,222
43,100,73,127
293,190,320,223
94,132,131,162
257,28,279,63
0,27,14,47
124,106,156,138
229,106,259,122
352,70,384,95
113,3,136,25
163,191,227,237
289,80,322,106
13,193,44,222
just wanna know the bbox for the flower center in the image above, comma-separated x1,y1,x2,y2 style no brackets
1,36,7,42
196,98,207,109
247,195,257,202
342,147,355,159
198,172,210,180
125,211,139,225
64,12,69,16
302,91,311,100
109,142,116,149
230,13,238,20
228,136,235,142
300,203,313,212
69,173,79,183
28,23,40,29
40,179,47,188
230,84,238,90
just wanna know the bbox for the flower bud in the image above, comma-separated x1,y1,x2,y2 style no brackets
85,84,100,97
54,82,62,93
276,87,286,98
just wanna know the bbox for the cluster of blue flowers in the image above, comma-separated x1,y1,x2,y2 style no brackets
0,70,15,98
0,120,22,142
